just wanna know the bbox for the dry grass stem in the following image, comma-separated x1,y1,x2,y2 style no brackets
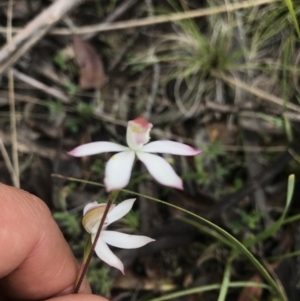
7,0,19,188
212,71,300,114
0,138,19,187
12,69,70,103
0,0,279,35
0,0,82,74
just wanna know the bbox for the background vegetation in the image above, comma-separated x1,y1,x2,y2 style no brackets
1,0,300,300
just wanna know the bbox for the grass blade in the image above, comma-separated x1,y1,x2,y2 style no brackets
283,0,300,39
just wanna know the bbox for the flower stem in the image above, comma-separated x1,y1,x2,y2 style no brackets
73,190,119,293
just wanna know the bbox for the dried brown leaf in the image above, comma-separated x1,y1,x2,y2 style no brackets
205,122,238,144
237,274,263,301
72,35,107,89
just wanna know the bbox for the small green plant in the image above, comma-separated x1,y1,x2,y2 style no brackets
120,209,140,231
64,118,80,134
54,51,69,71
228,210,263,235
130,2,242,115
232,177,244,192
184,141,228,189
64,81,80,96
90,158,106,178
87,263,112,295
46,99,64,114
76,101,94,120
56,182,77,210
53,211,81,239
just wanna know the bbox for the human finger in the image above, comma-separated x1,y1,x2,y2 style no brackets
46,294,108,301
0,184,89,300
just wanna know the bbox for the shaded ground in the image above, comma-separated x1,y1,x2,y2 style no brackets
1,0,300,300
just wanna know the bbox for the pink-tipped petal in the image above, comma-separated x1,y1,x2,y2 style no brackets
141,141,202,156
68,142,128,157
101,230,155,249
93,237,124,274
136,152,183,189
104,151,135,191
107,199,136,226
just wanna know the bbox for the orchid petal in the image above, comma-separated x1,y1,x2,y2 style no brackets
68,142,128,157
101,230,155,249
126,117,153,150
83,201,104,216
107,199,136,226
136,152,183,189
93,236,124,274
141,140,202,156
104,151,135,191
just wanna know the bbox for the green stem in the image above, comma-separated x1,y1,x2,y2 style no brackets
73,190,119,293
52,175,286,300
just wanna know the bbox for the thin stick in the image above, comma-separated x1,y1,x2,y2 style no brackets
0,0,82,74
82,0,138,40
0,0,280,36
0,138,18,187
212,71,300,114
73,190,119,293
12,68,70,103
7,0,20,188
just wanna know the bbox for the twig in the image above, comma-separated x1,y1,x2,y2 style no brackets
288,148,300,164
8,72,19,187
11,68,70,103
51,0,139,69
0,138,18,187
212,71,300,114
103,0,138,24
7,0,19,188
0,0,280,36
0,129,69,160
0,0,82,75
82,0,138,40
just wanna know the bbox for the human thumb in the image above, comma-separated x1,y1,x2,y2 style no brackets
46,294,108,301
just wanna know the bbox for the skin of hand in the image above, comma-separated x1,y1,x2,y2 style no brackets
0,184,108,301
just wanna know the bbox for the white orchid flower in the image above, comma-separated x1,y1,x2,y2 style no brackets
68,116,202,191
82,199,154,274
